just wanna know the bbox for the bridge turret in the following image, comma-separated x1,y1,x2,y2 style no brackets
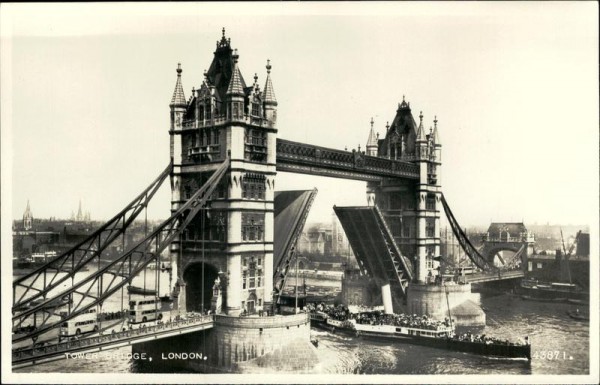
226,50,245,121
366,117,378,156
169,63,187,161
263,59,277,126
415,111,427,160
249,73,263,119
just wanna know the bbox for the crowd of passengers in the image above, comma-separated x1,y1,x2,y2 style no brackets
307,303,452,331
452,332,529,346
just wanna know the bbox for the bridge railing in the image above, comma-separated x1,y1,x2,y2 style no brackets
13,314,214,362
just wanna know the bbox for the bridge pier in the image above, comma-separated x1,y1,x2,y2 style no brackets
406,282,485,327
132,313,317,373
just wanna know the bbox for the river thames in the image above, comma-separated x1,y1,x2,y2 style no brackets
14,289,588,375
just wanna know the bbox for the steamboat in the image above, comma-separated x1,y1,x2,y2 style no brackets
310,309,531,360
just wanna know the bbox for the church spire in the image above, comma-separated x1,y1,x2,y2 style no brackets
77,199,83,221
263,59,277,106
170,63,187,108
23,199,33,230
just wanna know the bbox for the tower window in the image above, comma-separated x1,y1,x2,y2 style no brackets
205,102,212,119
241,255,264,290
252,102,260,117
242,173,266,200
242,212,264,242
426,194,436,211
426,218,435,238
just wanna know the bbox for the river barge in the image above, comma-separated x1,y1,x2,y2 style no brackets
520,279,588,303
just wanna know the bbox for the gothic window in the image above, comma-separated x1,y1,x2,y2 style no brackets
213,129,219,144
426,194,436,211
426,246,435,269
249,268,255,289
191,133,197,148
241,255,263,290
426,218,435,238
244,129,267,162
252,102,260,117
241,212,264,242
184,186,192,200
205,103,212,119
242,174,266,200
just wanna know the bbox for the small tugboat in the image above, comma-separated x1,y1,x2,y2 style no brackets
309,306,531,360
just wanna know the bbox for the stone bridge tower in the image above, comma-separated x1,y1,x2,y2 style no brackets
169,30,278,316
481,222,535,268
366,99,442,284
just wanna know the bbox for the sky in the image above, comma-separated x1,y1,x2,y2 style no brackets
1,2,598,229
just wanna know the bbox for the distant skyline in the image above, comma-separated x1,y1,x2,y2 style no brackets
2,2,598,230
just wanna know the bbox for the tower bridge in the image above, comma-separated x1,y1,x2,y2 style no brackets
12,29,524,372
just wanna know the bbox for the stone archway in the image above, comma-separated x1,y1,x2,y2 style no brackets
245,292,258,314
486,246,521,268
183,263,220,313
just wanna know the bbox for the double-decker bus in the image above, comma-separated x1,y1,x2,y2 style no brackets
129,298,163,323
59,308,98,338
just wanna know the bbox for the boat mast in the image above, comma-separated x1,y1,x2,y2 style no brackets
295,254,299,312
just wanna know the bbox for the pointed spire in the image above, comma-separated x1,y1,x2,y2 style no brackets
170,63,187,107
25,199,31,213
386,121,390,133
263,59,277,105
253,73,261,94
226,50,244,97
366,117,378,147
398,94,409,109
432,115,441,145
217,27,230,48
416,111,426,142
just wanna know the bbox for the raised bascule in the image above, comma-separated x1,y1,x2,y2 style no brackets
11,30,526,372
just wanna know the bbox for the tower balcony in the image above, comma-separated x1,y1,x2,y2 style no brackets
182,114,275,130
188,145,221,161
427,174,437,185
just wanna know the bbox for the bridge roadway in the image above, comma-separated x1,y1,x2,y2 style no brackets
465,269,524,283
12,313,213,369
